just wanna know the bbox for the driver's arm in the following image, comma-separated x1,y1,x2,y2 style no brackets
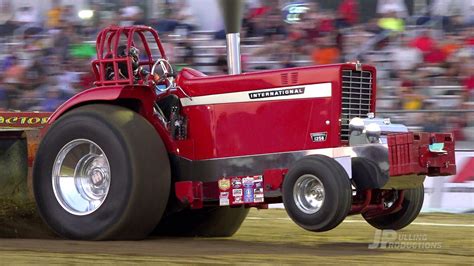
139,67,162,83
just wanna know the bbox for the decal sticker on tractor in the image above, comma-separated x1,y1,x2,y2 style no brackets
254,175,263,188
234,196,243,204
242,177,254,187
232,189,243,197
219,192,230,206
249,87,305,99
218,178,231,191
244,187,254,203
231,178,242,188
220,175,266,205
311,132,327,142
254,188,264,203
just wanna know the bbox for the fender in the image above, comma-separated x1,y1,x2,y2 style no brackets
45,85,176,151
47,85,157,126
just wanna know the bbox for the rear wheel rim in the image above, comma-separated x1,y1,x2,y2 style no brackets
52,139,111,216
293,174,325,214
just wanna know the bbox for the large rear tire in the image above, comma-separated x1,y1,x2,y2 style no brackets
33,104,170,240
283,155,352,232
155,206,249,237
362,185,424,230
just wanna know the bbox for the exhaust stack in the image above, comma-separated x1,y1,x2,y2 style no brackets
219,0,244,75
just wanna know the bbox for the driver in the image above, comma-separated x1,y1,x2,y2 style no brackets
105,45,163,84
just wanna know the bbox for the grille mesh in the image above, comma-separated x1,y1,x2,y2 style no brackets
340,69,373,141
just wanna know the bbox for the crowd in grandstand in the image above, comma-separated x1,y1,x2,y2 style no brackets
0,0,472,141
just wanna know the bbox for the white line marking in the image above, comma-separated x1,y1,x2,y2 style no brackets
180,83,332,106
246,217,474,227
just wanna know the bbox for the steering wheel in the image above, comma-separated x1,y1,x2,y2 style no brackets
150,58,175,92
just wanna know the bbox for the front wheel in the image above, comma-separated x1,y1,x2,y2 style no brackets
33,104,170,240
362,185,424,230
282,155,352,232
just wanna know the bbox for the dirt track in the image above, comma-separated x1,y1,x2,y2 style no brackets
1,210,473,264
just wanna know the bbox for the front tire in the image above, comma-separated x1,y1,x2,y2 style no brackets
33,104,170,240
282,155,352,232
363,185,424,230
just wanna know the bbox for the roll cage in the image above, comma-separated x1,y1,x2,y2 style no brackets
92,25,167,87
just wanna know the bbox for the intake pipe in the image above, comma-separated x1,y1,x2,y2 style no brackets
218,0,244,75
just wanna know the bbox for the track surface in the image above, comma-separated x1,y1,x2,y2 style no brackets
1,210,473,264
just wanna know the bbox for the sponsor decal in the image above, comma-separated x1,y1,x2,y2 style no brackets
254,197,265,203
231,178,242,188
234,196,243,204
0,115,49,127
219,192,229,206
218,178,231,191
311,132,327,142
254,188,264,203
253,175,263,188
254,188,264,197
244,187,254,203
232,188,243,197
242,177,254,187
249,87,305,99
218,175,266,205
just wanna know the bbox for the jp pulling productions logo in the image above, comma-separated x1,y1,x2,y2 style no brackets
368,230,442,249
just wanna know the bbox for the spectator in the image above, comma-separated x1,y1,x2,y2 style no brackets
3,56,25,84
424,45,448,64
377,0,408,18
311,36,340,65
263,13,287,41
0,1,15,36
61,5,79,26
390,35,422,71
119,0,143,26
41,87,63,112
337,0,359,28
54,24,77,63
12,6,38,25
174,0,197,31
461,64,474,100
440,34,462,58
46,0,62,29
0,78,7,110
24,56,47,90
410,31,435,52
399,80,425,110
377,10,405,32
422,112,445,132
0,1,12,24
430,0,467,31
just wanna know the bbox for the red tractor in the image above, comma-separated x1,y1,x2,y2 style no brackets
0,25,456,240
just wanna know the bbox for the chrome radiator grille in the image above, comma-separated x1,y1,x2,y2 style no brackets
340,69,373,141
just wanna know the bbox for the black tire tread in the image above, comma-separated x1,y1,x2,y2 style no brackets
362,185,424,230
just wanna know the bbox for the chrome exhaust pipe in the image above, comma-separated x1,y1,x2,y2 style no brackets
219,0,244,75
226,33,241,74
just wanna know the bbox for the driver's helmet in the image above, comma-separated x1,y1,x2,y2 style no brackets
117,45,140,76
